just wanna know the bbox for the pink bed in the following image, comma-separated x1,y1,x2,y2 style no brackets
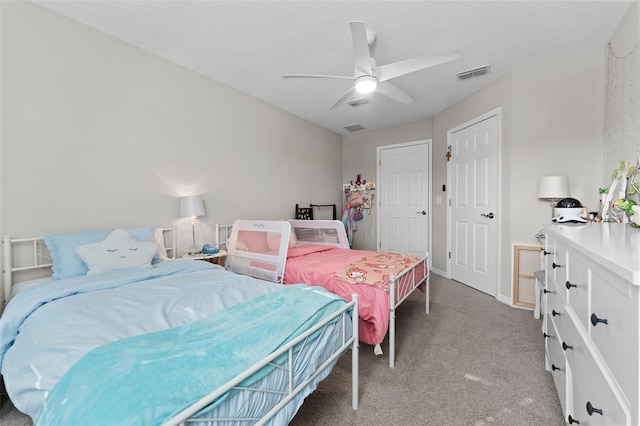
225,220,430,368
284,244,427,350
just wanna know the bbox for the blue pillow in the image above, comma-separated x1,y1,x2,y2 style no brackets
42,227,156,280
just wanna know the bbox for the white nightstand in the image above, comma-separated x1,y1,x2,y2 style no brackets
182,250,227,266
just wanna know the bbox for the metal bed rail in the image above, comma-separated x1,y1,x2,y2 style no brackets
166,294,359,425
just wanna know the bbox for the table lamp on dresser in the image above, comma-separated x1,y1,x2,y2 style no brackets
538,175,570,218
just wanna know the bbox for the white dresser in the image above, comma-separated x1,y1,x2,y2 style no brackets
544,222,640,425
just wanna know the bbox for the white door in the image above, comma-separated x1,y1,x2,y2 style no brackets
377,140,431,258
448,112,500,296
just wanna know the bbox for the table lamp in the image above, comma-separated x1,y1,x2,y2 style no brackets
180,195,205,255
538,176,569,218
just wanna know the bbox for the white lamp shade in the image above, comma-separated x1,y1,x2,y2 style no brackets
538,176,570,200
180,195,205,218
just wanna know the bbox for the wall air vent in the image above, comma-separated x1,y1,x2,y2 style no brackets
343,124,366,132
347,99,370,107
456,64,490,81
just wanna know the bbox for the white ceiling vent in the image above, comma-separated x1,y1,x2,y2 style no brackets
343,124,366,132
347,99,370,107
457,65,490,81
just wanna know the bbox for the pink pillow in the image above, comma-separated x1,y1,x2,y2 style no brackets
266,231,297,251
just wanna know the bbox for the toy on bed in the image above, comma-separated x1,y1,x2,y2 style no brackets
0,226,358,425
225,219,430,368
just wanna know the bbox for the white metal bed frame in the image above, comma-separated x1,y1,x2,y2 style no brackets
219,220,430,368
169,296,358,425
1,227,178,309
2,227,359,424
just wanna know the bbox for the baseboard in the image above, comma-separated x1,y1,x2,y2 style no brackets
430,269,520,310
496,293,512,306
430,267,446,277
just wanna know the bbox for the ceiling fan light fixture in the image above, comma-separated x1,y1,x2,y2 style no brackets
355,75,377,94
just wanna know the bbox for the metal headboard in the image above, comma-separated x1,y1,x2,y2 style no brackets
2,227,177,308
215,223,233,251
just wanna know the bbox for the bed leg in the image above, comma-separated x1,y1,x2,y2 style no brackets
389,278,396,368
425,272,430,315
352,294,359,410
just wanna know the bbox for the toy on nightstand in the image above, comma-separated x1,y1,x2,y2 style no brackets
202,244,219,255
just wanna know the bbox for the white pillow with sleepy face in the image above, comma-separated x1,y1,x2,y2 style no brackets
76,229,159,275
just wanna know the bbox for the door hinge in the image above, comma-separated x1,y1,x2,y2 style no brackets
446,145,452,161
448,251,451,259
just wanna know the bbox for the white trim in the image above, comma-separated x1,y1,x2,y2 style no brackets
376,139,432,268
446,107,503,300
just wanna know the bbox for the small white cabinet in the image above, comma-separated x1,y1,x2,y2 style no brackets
544,222,640,425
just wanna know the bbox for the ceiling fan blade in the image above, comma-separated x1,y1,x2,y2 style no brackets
330,87,360,110
375,81,413,104
283,74,353,80
349,21,372,75
376,50,460,82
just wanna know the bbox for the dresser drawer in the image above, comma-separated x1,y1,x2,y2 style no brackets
566,252,590,332
547,286,571,345
568,335,630,426
546,313,568,415
589,267,639,406
546,237,568,303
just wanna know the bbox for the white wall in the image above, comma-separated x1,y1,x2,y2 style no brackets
511,47,605,242
605,0,640,182
0,1,343,254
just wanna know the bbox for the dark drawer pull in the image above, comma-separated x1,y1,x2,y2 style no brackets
551,364,560,371
562,341,573,351
586,401,603,416
543,250,551,256
590,313,608,327
568,415,580,424
552,262,562,269
552,310,560,317
566,280,577,289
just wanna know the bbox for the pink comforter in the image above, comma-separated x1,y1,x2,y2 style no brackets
284,245,421,347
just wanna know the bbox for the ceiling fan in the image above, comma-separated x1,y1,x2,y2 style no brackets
283,21,460,109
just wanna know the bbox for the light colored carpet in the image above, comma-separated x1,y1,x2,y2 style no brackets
0,274,563,425
291,274,564,425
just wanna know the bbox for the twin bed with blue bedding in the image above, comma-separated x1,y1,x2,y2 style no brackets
0,226,358,425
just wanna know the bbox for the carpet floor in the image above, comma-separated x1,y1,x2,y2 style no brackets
0,273,564,425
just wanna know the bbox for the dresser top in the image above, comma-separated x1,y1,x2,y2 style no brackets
546,222,640,285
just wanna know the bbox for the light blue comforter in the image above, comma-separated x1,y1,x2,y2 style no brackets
37,283,346,425
0,260,299,420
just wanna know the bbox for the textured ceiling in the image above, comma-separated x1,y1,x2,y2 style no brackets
35,0,632,135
